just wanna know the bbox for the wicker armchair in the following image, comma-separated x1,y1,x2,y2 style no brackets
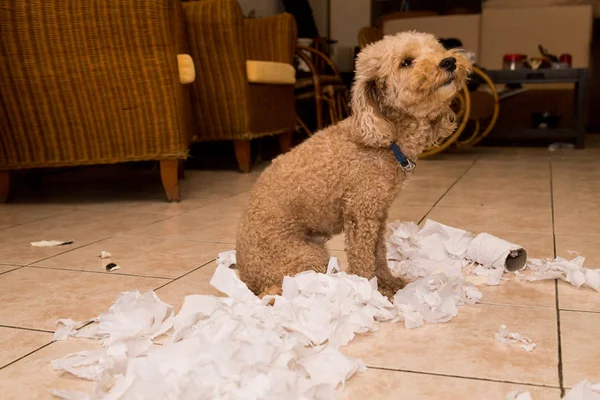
182,0,297,172
0,0,194,202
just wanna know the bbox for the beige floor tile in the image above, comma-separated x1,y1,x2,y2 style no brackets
0,338,97,400
465,165,551,180
0,204,72,230
393,184,450,206
32,236,232,279
554,208,600,235
73,192,230,216
560,310,600,387
437,187,551,209
0,210,168,265
125,213,239,244
339,368,561,400
558,282,600,313
326,235,345,251
479,279,556,309
0,327,52,368
555,234,600,266
553,188,600,210
344,304,559,386
426,206,553,234
0,267,169,331
155,263,224,310
188,192,250,219
453,176,551,193
387,205,431,224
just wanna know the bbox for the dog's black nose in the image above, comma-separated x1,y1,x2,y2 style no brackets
439,57,457,72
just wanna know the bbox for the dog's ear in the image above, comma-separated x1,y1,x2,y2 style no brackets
349,75,396,148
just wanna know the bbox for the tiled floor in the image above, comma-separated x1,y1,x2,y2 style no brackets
1,143,600,399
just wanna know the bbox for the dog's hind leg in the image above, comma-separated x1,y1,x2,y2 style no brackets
239,238,330,297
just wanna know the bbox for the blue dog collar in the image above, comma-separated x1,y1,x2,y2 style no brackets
390,143,416,172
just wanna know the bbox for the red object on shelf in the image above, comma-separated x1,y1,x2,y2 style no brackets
559,53,572,66
503,54,527,70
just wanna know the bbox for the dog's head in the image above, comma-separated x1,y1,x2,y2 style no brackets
350,31,471,157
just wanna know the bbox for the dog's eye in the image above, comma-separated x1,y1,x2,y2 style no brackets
401,58,414,68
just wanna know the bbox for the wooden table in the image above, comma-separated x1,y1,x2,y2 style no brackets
485,68,589,148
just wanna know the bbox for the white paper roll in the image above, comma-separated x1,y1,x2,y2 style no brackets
466,233,528,271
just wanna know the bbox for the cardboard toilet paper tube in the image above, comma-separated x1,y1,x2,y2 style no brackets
466,233,528,271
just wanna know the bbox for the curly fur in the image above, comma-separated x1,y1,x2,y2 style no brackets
236,32,470,298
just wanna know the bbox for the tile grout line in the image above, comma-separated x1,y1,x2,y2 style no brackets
0,341,54,371
550,154,565,396
153,258,217,291
368,365,561,390
418,156,481,224
0,324,54,334
26,264,173,281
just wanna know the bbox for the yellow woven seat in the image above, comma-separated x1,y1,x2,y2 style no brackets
246,60,296,85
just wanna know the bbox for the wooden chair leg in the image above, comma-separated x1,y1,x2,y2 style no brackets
234,140,252,173
0,171,11,203
160,160,180,202
278,131,293,154
177,159,185,180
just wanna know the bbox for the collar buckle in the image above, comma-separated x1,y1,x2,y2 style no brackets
400,159,416,173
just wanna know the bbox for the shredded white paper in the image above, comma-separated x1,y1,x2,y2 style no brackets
31,240,73,247
522,256,600,292
495,324,536,352
506,391,533,400
393,273,481,329
51,257,402,399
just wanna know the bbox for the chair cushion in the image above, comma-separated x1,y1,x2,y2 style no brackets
246,60,296,85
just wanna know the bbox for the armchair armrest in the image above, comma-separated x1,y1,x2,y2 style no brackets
244,13,297,64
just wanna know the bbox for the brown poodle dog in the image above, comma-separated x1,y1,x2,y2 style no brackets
236,32,470,298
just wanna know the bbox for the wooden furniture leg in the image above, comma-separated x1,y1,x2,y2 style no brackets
160,160,180,202
234,140,252,173
0,171,11,203
279,131,293,153
178,159,185,180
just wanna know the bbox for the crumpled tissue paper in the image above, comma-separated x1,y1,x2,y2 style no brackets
393,273,482,329
51,257,402,400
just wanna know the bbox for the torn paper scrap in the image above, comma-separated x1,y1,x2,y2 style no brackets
31,240,73,247
466,233,527,272
495,324,536,352
216,249,237,269
104,263,120,272
473,264,505,286
98,251,111,259
524,256,600,293
393,273,481,329
506,391,533,400
53,318,88,341
562,380,600,400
